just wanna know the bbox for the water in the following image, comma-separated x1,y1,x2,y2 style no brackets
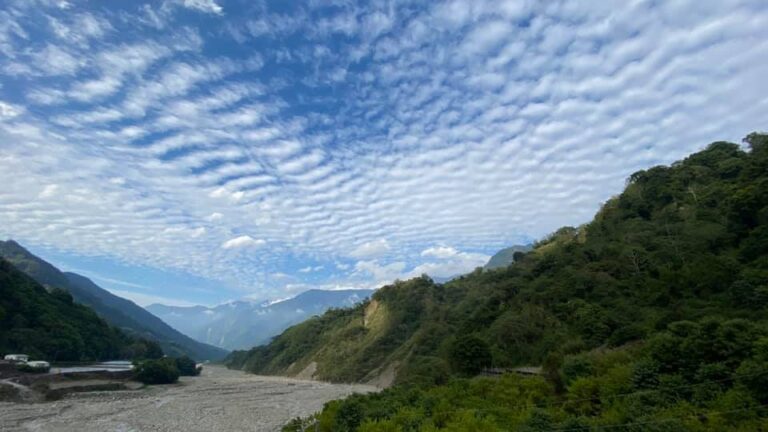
52,361,133,374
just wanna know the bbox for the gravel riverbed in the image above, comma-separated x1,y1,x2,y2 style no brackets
0,366,376,432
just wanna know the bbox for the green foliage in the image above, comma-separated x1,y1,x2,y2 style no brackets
174,355,200,376
0,240,227,362
0,258,131,361
251,134,768,431
448,335,492,376
133,358,180,385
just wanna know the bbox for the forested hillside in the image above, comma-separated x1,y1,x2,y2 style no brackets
0,241,228,361
229,133,768,431
0,258,131,361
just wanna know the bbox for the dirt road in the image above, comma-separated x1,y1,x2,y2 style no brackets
0,366,376,432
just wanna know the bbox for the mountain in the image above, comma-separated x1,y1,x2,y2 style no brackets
0,257,129,361
147,289,374,350
483,244,532,269
0,240,228,361
229,134,768,430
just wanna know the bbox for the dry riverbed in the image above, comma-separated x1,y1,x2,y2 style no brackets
0,366,376,432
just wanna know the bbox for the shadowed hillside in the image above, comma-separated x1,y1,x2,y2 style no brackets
0,241,228,361
0,258,130,361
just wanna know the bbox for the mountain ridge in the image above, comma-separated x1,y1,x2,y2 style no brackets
0,240,228,361
147,288,374,350
0,257,130,361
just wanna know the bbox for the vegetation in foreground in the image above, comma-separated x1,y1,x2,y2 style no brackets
230,133,768,431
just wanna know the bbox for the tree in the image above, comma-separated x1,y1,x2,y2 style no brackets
448,335,492,376
133,358,179,385
175,356,199,376
144,340,164,360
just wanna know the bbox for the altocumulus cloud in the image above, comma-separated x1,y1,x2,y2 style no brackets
0,0,767,300
222,235,266,250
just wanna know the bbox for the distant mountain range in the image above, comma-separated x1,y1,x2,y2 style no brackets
0,240,228,361
484,244,532,269
147,289,374,350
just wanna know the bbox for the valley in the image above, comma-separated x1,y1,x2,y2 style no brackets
0,366,375,432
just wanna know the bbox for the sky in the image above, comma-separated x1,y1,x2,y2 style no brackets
0,0,767,307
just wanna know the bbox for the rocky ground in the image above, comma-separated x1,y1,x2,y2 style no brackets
0,366,376,432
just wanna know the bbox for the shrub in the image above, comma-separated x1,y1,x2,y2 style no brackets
561,355,593,386
16,363,50,373
133,358,179,384
174,356,199,376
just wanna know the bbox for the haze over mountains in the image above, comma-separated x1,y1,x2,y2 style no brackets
0,240,227,361
147,289,374,350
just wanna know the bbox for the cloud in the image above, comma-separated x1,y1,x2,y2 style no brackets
205,212,223,222
0,0,767,302
38,184,59,199
221,235,266,249
350,239,391,259
421,246,459,259
354,260,406,283
299,265,324,273
180,0,223,15
409,250,490,279
107,288,198,307
0,101,22,118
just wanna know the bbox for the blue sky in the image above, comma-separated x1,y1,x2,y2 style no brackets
0,0,767,306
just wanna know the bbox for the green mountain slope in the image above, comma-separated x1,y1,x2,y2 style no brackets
0,241,228,361
229,133,768,431
0,258,130,361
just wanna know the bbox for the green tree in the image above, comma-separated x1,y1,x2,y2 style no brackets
448,335,492,376
175,356,199,376
133,358,179,385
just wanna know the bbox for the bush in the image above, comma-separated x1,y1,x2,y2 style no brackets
561,355,593,386
16,363,50,373
175,356,200,376
133,358,179,384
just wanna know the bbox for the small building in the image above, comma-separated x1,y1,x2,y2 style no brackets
3,354,29,363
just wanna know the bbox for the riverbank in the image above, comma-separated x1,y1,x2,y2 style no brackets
0,365,376,431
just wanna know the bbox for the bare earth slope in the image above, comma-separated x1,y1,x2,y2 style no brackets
0,366,375,432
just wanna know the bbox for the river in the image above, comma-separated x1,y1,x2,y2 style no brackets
0,365,375,431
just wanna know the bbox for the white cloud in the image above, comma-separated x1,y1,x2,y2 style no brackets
180,0,223,15
1,0,767,301
354,260,406,283
205,212,223,222
0,101,22,118
107,288,197,307
221,235,265,249
350,239,391,259
299,265,324,273
460,20,512,55
38,184,59,199
421,246,459,259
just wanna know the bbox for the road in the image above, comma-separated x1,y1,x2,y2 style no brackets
0,366,376,432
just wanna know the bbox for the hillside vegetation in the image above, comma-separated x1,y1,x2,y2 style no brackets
229,133,768,431
0,241,227,361
0,258,131,361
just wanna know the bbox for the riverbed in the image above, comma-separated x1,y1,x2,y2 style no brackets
0,366,375,432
